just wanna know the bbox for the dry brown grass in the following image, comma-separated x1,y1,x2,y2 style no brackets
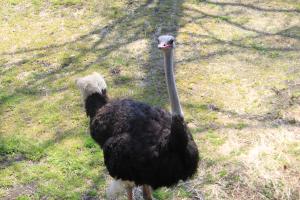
0,0,299,199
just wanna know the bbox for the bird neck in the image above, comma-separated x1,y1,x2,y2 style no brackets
163,49,183,117
84,92,108,118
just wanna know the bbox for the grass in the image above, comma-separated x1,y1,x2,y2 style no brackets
0,0,300,199
50,0,82,7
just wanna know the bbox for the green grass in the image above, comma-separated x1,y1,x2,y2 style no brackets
153,188,173,200
0,0,300,199
16,196,31,200
0,136,44,160
7,0,23,5
204,130,226,146
50,0,82,7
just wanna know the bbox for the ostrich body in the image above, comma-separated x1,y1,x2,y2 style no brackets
76,35,199,200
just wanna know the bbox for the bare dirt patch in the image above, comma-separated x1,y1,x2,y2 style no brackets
3,182,37,200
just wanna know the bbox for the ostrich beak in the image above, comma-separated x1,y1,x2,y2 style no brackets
158,42,172,49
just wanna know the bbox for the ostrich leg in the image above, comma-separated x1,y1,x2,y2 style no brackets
126,186,133,200
142,185,153,200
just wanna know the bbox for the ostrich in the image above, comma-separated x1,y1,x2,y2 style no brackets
76,35,199,200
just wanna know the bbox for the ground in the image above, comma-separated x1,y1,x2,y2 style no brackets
0,0,300,199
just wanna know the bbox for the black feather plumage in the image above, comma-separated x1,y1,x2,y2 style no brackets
85,92,199,189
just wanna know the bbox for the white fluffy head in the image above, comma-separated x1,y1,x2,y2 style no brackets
75,72,107,100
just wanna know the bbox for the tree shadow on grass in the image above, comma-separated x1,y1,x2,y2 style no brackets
0,1,155,111
1,1,300,198
0,0,185,111
0,0,299,156
200,0,300,13
0,0,185,168
138,0,184,107
1,0,299,109
0,126,82,169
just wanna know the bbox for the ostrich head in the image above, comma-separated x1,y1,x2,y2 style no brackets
158,35,175,51
75,72,107,101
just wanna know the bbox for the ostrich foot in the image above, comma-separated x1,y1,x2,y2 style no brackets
142,185,153,200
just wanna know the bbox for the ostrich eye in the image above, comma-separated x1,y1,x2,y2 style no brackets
169,39,174,44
